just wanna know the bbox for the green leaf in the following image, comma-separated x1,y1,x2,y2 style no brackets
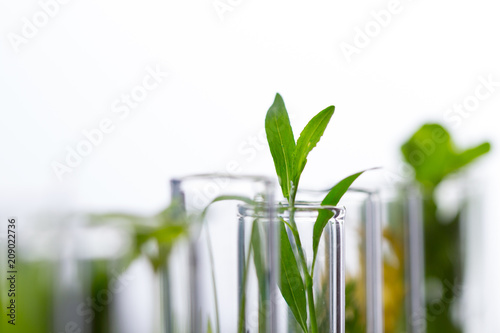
401,124,454,188
293,105,335,193
251,220,268,332
278,220,308,332
321,169,371,206
238,219,267,333
151,224,187,245
455,142,491,171
312,170,370,269
202,195,254,215
92,199,189,273
401,123,491,189
209,195,255,206
139,224,188,272
265,93,296,200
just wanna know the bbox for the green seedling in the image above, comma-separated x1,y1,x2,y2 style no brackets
265,93,370,333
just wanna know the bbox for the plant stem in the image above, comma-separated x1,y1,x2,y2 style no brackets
289,205,318,333
305,274,318,333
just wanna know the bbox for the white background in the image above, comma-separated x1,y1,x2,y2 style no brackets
1,0,499,331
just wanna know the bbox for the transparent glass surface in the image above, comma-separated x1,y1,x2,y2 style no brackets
55,216,132,333
297,188,384,333
380,186,424,333
170,174,276,333
268,203,345,333
383,177,481,333
420,176,468,333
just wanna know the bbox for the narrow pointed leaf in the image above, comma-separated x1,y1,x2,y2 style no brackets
208,195,255,206
265,93,296,200
455,142,491,171
201,195,254,219
312,169,372,266
293,105,335,190
278,220,308,332
251,221,268,332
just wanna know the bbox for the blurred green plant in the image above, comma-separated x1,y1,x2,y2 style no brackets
97,194,267,333
86,199,189,333
91,199,189,273
401,123,490,333
402,123,490,192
